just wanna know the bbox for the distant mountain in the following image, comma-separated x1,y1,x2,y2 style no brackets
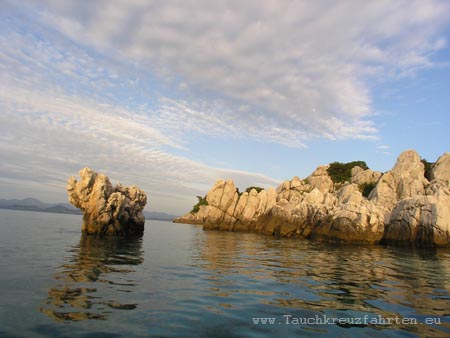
0,198,82,215
43,205,82,215
0,197,47,208
0,198,177,221
144,211,178,221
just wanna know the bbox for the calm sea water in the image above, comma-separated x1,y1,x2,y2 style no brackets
0,209,449,337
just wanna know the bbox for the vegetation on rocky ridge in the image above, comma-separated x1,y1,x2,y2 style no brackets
327,161,369,184
191,195,208,214
421,159,434,181
359,182,376,198
237,186,264,196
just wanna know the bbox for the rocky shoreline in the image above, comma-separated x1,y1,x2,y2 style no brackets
174,150,450,247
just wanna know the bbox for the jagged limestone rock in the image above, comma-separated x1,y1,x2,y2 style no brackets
67,168,147,235
305,165,334,194
311,200,385,244
431,152,450,184
351,168,382,186
351,166,365,177
383,180,450,247
369,150,428,208
175,150,450,247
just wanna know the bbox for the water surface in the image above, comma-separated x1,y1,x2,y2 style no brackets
0,209,449,337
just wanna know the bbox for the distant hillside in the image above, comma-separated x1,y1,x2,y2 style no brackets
0,197,49,209
44,205,82,214
0,198,177,221
0,198,82,215
144,211,178,221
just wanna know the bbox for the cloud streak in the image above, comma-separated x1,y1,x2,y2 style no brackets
28,0,450,143
0,79,281,213
1,1,450,213
0,10,280,213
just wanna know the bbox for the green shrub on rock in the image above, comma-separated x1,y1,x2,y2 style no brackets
191,195,208,214
421,159,434,181
237,186,264,197
245,186,264,194
359,182,376,198
327,161,369,184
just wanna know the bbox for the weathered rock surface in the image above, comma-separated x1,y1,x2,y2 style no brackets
305,165,334,194
431,152,450,184
370,150,428,209
351,168,382,186
67,168,147,235
383,180,450,247
174,150,450,247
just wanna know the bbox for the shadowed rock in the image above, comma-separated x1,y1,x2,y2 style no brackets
67,168,147,235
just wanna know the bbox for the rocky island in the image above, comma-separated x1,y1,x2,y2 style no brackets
67,168,147,235
174,150,450,247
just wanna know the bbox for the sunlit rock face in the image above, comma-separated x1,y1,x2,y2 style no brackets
175,150,450,247
369,150,428,211
67,168,147,235
383,180,450,247
431,152,450,184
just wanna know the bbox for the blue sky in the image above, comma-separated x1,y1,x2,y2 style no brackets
1,0,450,215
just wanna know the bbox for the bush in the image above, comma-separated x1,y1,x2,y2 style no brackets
190,195,208,214
236,186,264,197
245,186,264,194
359,182,376,198
327,161,369,184
421,159,434,181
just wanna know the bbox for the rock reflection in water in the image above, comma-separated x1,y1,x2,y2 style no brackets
41,235,143,322
193,231,450,336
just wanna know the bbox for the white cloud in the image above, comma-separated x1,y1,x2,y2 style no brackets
0,83,280,214
0,15,280,214
375,144,392,156
1,1,450,213
26,0,450,143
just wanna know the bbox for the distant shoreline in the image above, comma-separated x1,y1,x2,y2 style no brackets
0,206,176,222
0,205,81,215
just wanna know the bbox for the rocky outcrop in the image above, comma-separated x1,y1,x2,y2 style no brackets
369,150,428,210
305,165,334,194
67,168,147,235
311,184,385,243
383,180,450,247
174,179,277,232
431,152,450,183
175,150,450,247
351,167,382,186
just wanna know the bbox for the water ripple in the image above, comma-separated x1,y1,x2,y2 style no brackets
1,211,449,337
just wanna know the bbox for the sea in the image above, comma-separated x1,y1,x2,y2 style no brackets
0,209,449,338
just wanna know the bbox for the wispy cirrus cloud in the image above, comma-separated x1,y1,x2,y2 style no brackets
0,9,280,213
0,79,281,213
24,0,450,143
1,1,450,213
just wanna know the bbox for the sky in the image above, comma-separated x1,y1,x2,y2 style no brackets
1,0,450,215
